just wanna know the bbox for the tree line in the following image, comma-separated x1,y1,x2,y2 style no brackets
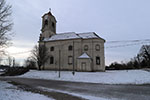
107,45,150,70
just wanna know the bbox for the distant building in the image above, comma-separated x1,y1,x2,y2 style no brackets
39,11,105,71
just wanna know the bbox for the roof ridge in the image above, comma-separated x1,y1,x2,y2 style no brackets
77,32,94,34
56,32,76,35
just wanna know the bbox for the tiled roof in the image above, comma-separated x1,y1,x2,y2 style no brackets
43,32,103,41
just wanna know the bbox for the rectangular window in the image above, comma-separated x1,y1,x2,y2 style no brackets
50,56,54,64
68,56,73,65
96,56,100,65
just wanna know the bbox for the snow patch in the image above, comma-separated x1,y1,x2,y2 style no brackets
18,70,150,84
43,32,100,41
77,32,98,39
44,32,80,41
38,86,117,100
0,81,54,100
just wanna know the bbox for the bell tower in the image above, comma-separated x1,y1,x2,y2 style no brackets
40,11,57,39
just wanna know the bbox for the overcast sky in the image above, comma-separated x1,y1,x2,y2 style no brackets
6,0,150,65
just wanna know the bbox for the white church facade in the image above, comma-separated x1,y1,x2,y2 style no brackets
39,11,105,72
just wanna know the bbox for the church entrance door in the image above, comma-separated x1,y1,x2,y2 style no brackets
81,62,86,71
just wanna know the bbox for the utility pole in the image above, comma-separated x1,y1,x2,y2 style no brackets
72,41,75,75
91,39,94,71
13,57,15,67
59,49,61,78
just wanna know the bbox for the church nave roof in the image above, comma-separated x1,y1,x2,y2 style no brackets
43,32,104,41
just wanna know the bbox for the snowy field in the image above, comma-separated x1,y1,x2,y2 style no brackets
0,81,54,100
18,70,150,84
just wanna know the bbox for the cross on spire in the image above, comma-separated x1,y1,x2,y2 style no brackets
49,8,51,12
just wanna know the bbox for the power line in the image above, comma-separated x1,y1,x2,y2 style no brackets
9,41,150,54
6,39,150,55
106,39,150,43
106,42,149,48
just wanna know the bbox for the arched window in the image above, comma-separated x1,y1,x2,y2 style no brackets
52,22,55,28
50,46,54,51
50,56,54,64
68,45,73,51
44,20,48,26
84,45,88,51
96,56,100,65
95,44,100,51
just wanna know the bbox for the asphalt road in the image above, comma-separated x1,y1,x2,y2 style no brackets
0,77,150,100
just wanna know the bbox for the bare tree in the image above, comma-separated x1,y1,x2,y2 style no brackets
24,57,36,69
7,56,12,66
30,45,49,70
0,0,13,56
138,45,150,67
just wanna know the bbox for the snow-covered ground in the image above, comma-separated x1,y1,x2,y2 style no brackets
38,86,118,100
18,70,150,84
0,69,5,75
0,81,54,100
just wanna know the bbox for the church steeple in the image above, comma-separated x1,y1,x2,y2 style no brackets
41,10,57,39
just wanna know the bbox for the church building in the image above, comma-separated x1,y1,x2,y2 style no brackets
39,11,105,72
